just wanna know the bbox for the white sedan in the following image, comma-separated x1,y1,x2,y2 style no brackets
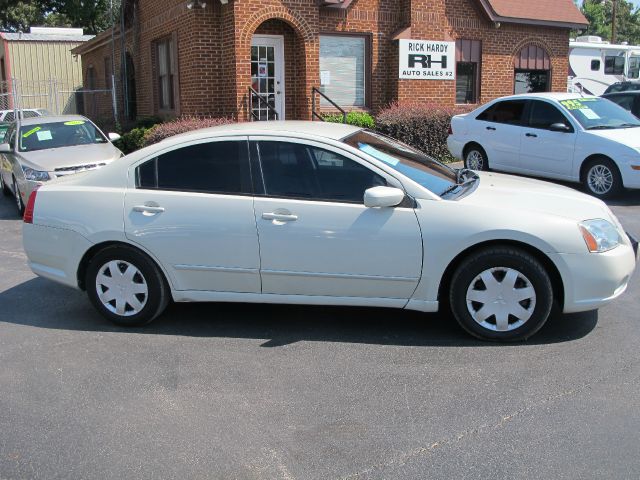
447,93,640,199
22,122,638,341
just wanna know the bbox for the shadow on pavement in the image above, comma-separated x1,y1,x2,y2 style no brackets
0,278,598,347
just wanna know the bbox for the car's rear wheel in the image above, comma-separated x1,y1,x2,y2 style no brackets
0,173,10,196
12,177,24,215
582,157,622,199
86,246,169,327
464,145,489,171
449,246,553,341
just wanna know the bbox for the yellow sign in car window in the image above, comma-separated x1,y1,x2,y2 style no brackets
22,126,41,138
560,99,598,110
64,120,85,126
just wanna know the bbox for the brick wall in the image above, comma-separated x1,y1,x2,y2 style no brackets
76,0,572,123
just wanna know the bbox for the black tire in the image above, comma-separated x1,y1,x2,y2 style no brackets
581,157,623,199
12,177,24,215
0,173,10,196
449,246,553,342
464,144,489,171
85,245,170,327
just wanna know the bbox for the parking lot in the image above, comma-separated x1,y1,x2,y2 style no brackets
1,185,639,479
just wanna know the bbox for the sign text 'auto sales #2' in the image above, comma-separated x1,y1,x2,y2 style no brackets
399,39,456,79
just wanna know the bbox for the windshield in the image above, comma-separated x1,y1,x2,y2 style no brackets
559,97,640,130
343,130,459,196
18,120,108,152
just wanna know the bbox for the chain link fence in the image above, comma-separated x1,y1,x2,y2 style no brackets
0,79,116,129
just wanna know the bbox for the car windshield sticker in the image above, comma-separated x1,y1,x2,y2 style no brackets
64,120,85,126
358,143,400,166
580,108,601,120
22,126,41,138
36,130,53,141
560,99,598,110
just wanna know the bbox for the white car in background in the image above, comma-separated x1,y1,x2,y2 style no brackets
21,122,637,342
0,115,122,214
0,108,51,122
447,93,640,199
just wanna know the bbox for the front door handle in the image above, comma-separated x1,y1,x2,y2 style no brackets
526,133,538,138
262,212,298,222
133,205,165,215
486,126,496,131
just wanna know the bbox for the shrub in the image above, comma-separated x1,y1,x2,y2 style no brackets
375,103,472,163
114,127,149,154
322,111,376,129
143,116,235,146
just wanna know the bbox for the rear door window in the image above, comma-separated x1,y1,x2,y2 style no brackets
476,100,528,125
136,140,252,195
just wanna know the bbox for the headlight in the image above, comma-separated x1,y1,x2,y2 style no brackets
579,219,621,253
22,166,50,182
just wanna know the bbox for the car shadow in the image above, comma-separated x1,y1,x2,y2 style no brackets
0,278,598,347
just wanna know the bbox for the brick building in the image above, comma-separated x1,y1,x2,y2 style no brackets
71,0,588,123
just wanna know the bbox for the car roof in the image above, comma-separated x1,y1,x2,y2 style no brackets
492,92,599,102
160,121,363,143
18,114,91,126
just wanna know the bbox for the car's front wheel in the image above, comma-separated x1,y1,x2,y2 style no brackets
86,245,170,327
12,177,24,215
449,246,553,341
582,157,622,199
464,145,489,171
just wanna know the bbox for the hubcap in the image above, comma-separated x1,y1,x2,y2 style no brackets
466,150,484,170
466,267,536,332
587,165,613,195
95,260,148,317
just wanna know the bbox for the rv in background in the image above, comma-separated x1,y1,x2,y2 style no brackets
568,36,640,96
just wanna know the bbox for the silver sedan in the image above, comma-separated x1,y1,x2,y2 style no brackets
0,115,122,213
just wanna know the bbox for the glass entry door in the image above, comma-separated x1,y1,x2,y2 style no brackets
250,35,285,120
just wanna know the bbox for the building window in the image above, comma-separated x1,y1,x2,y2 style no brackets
319,34,369,108
591,59,601,71
514,44,551,94
455,39,481,104
155,36,176,111
104,57,112,90
604,56,625,75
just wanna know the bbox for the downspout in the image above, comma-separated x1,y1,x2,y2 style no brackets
1,34,14,110
121,0,129,120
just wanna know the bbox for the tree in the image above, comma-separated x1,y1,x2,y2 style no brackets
0,0,119,35
581,0,640,45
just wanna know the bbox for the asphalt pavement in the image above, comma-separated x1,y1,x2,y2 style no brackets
0,184,639,479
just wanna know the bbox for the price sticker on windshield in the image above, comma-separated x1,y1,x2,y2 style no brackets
560,100,587,110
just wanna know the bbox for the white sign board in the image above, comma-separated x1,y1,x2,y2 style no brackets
399,40,456,80
320,70,331,86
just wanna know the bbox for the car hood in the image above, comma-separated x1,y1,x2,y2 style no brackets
18,143,121,171
585,127,640,148
460,171,611,221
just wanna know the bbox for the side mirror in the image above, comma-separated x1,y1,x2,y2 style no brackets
108,132,121,142
0,143,12,153
364,186,405,208
549,123,571,133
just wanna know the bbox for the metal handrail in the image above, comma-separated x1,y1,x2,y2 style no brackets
248,87,279,121
311,87,346,123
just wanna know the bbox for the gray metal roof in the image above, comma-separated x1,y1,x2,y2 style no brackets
1,32,94,42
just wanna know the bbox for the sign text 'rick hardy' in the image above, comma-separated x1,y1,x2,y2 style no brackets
399,40,456,79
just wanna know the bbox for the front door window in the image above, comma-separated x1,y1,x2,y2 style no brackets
250,35,284,120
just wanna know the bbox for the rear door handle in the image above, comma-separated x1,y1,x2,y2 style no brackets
133,205,165,214
262,212,298,222
526,133,538,138
486,126,496,131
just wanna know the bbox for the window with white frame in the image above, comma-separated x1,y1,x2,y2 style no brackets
319,35,367,107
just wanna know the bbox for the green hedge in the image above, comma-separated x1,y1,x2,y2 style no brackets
114,127,149,154
322,111,375,129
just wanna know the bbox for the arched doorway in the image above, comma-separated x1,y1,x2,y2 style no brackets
514,44,551,94
247,17,311,121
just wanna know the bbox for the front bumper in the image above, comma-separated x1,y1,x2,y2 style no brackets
558,241,637,313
